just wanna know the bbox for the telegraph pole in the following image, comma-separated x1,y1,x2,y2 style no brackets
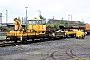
68,15,70,26
6,10,8,24
69,14,72,21
25,7,28,30
68,14,72,26
53,16,54,20
0,13,2,31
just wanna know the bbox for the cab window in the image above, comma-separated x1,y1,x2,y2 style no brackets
38,20,42,24
42,20,46,25
38,20,46,25
33,20,37,24
29,20,37,24
29,21,33,24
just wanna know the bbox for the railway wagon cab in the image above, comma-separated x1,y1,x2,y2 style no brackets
27,18,46,34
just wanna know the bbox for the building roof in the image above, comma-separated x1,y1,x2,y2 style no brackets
47,19,83,24
47,19,64,24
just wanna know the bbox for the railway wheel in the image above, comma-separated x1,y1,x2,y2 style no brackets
64,35,66,39
48,37,51,41
82,36,84,39
14,38,17,43
65,35,68,38
71,35,74,38
10,37,13,41
32,38,35,42
76,37,78,39
40,38,44,41
21,38,27,43
10,37,17,43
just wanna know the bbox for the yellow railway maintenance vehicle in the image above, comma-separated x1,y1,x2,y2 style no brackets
64,26,76,38
6,18,67,42
6,18,47,42
64,26,85,39
6,17,85,43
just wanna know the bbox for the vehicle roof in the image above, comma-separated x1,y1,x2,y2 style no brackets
28,17,44,21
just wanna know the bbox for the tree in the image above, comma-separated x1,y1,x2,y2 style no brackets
54,23,59,30
39,15,46,20
60,20,64,24
46,23,51,27
77,21,83,26
64,21,68,26
59,24,64,26
71,24,78,26
54,23,57,28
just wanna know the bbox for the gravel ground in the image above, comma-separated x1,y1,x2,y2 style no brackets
0,36,90,60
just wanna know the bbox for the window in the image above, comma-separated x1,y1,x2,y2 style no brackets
29,21,33,24
42,20,46,25
28,20,46,25
29,20,37,24
38,20,46,25
33,20,37,24
38,20,42,24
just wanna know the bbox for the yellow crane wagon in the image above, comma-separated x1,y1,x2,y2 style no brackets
6,18,23,42
6,18,47,42
64,26,85,38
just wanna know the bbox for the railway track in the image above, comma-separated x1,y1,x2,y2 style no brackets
0,39,47,47
66,47,77,58
0,39,29,47
40,44,90,60
0,40,22,47
0,36,90,60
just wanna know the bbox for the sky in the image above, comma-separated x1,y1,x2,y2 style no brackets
0,0,90,23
